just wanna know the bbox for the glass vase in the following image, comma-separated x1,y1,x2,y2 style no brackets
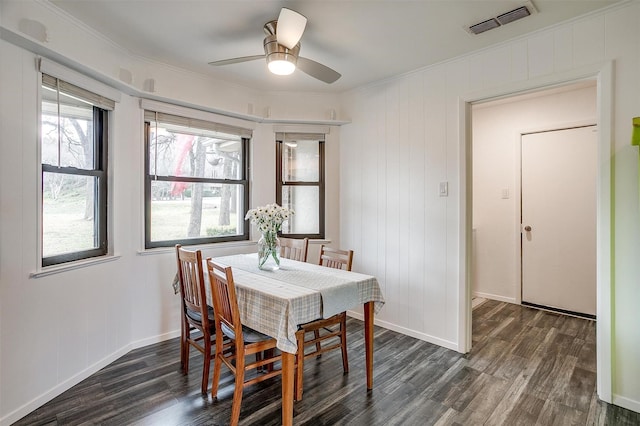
257,232,280,271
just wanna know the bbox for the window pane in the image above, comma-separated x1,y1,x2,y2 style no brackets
280,186,319,234
41,94,95,169
282,140,319,182
148,125,243,179
42,173,98,257
149,181,245,241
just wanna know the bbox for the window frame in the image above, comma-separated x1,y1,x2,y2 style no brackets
40,79,110,267
276,137,325,239
143,120,251,249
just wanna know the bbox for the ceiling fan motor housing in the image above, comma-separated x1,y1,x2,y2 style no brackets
263,34,300,67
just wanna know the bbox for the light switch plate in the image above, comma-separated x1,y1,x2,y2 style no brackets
439,182,448,197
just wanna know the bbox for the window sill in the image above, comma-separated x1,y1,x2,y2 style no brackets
137,238,331,256
309,239,332,245
30,254,122,278
137,240,256,256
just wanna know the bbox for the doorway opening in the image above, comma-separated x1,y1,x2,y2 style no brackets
462,63,613,403
471,81,597,315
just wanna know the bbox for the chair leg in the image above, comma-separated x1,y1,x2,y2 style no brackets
264,349,275,373
230,355,245,426
211,344,223,399
340,313,349,373
255,351,263,372
201,336,211,394
180,320,186,372
295,331,305,401
183,329,190,374
313,330,322,359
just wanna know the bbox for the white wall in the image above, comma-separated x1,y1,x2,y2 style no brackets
472,84,597,303
0,2,343,423
340,1,640,413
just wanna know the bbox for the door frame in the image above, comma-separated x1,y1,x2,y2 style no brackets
458,61,613,403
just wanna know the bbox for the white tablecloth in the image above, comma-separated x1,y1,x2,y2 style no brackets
207,254,385,353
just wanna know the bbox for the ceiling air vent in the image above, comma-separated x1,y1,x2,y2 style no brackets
496,6,531,25
466,1,537,35
469,18,500,35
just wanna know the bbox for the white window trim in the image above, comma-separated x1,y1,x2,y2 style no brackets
30,255,122,278
38,57,121,104
141,100,253,249
140,99,256,132
35,69,116,274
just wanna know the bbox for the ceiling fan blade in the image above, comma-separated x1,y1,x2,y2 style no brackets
208,55,265,66
276,8,307,49
297,57,341,84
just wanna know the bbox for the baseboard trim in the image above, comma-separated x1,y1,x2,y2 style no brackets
131,329,181,350
612,394,640,414
473,291,516,304
0,345,132,426
346,310,460,352
0,329,181,426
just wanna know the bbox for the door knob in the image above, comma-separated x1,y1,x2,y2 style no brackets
524,225,532,232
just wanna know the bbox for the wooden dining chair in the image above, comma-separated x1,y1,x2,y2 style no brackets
206,259,283,426
318,245,354,271
295,245,354,400
175,244,217,394
279,237,309,262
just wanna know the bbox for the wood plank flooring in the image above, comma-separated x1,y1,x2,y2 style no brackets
13,300,640,425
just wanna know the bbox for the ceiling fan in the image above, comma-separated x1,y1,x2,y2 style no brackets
208,8,341,84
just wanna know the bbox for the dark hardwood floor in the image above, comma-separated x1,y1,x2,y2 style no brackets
13,300,640,425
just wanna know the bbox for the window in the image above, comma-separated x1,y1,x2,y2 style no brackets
40,74,111,266
144,111,250,248
276,133,325,239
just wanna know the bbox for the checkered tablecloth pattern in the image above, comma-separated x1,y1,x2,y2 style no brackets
206,253,385,353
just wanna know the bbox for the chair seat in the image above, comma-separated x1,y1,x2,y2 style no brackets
186,305,214,323
298,312,344,332
186,306,216,333
221,322,272,343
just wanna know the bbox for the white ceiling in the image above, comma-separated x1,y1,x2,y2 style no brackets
50,0,621,93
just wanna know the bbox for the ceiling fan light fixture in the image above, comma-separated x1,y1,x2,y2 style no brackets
268,58,296,75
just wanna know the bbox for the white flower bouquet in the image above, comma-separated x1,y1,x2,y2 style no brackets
245,203,294,270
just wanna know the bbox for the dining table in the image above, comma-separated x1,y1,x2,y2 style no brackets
206,253,385,426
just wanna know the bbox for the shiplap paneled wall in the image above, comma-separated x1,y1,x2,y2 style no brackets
341,69,454,348
340,1,640,412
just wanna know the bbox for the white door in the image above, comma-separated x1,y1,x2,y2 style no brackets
521,126,597,317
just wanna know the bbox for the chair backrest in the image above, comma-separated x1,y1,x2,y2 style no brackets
279,237,309,262
176,244,210,328
318,245,354,271
206,259,243,344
